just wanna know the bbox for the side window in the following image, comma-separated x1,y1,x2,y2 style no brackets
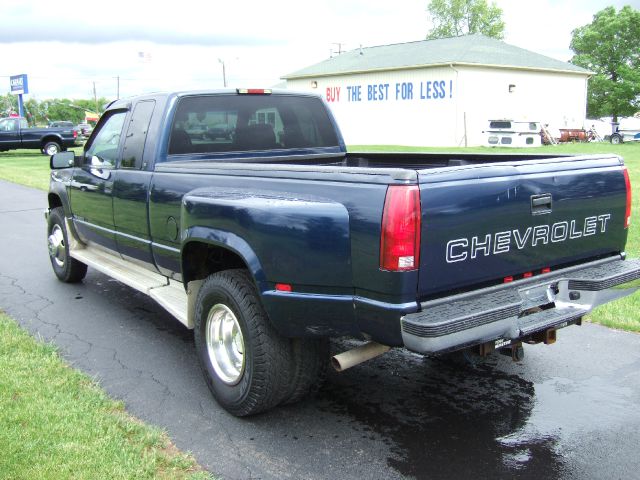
85,111,126,167
121,100,155,169
19,119,28,129
0,119,18,131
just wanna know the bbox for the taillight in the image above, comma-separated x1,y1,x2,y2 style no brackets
73,130,78,138
380,185,421,271
623,167,632,228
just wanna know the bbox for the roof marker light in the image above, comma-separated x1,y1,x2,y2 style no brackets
237,88,272,95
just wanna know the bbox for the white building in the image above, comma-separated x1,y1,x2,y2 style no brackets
282,35,591,147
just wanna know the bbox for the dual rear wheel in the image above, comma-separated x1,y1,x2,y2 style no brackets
194,270,328,416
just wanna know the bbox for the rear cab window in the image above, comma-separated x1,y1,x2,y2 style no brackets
167,94,339,156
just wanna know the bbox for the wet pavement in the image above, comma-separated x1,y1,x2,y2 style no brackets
1,179,640,479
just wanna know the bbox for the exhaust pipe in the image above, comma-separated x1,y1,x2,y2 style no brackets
331,342,391,372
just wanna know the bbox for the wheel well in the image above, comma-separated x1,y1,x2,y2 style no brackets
48,193,63,210
182,241,248,285
41,136,61,147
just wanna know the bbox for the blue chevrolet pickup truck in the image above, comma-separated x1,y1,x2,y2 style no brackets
45,89,640,416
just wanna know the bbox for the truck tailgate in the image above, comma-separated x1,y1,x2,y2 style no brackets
417,155,629,299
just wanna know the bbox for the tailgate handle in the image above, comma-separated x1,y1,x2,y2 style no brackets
531,194,552,215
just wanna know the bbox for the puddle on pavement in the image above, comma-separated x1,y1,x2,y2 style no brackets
316,340,640,479
317,345,565,479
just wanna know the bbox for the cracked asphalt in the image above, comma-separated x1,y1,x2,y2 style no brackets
2,178,640,479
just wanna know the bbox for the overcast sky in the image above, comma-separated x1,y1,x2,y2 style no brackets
0,0,636,101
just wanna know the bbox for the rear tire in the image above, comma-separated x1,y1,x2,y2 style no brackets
194,269,292,416
47,207,87,283
43,141,62,156
281,338,329,405
610,134,623,145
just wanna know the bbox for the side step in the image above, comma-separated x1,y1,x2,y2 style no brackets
70,246,190,327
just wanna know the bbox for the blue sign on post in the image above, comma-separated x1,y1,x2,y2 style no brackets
10,74,28,95
9,74,28,117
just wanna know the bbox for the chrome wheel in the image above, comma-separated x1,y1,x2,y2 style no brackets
48,224,66,268
45,143,60,155
205,304,245,385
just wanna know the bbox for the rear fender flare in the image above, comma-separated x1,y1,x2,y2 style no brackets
182,226,268,292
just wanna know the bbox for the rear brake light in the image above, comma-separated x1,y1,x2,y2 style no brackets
623,167,632,228
380,185,421,271
236,88,272,95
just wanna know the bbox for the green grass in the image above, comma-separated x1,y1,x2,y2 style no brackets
0,148,79,191
0,311,211,480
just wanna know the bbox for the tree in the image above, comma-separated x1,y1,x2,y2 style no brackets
426,0,505,40
0,94,18,116
1,95,109,125
570,6,640,122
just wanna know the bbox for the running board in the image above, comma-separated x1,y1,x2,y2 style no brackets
70,246,193,328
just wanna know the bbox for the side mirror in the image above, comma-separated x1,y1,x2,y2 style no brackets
50,151,75,170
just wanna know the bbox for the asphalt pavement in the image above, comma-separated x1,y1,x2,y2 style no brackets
1,178,640,480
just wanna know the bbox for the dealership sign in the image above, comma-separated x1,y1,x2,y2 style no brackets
10,74,29,95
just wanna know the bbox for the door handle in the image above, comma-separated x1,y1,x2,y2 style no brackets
531,194,552,215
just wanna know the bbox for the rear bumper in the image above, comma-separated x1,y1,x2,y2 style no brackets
401,256,640,354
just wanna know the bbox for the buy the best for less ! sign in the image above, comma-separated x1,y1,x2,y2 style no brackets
325,80,453,103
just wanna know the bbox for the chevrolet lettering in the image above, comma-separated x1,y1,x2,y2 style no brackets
446,214,612,263
45,89,640,416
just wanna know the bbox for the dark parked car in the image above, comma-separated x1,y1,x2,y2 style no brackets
77,123,93,138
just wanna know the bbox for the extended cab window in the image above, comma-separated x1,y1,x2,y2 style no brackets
168,94,338,155
121,100,155,169
85,111,126,167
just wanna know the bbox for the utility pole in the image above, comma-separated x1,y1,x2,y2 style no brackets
93,81,99,114
116,76,120,99
218,59,227,87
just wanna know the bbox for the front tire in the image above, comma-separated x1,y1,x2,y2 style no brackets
194,270,292,416
47,207,87,283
